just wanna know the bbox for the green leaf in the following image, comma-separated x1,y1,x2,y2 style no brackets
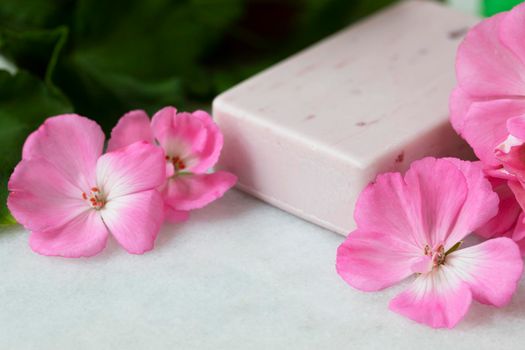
0,0,72,30
55,0,244,127
0,26,69,90
55,55,186,131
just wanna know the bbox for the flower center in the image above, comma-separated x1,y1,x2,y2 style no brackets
424,244,446,267
422,241,462,271
166,155,186,172
82,187,106,210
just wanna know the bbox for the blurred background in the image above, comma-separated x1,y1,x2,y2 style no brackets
0,0,522,223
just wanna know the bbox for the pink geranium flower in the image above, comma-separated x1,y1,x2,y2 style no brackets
475,177,525,254
336,158,523,329
107,106,237,222
8,115,166,257
450,2,525,248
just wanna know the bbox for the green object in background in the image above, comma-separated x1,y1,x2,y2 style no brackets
484,0,523,15
447,0,523,16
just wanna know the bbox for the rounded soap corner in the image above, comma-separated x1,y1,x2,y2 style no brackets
212,93,233,124
212,93,231,114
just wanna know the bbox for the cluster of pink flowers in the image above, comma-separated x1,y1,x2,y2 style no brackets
8,107,237,257
336,3,525,329
7,1,525,331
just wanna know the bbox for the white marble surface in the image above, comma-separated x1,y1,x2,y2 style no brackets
0,190,524,349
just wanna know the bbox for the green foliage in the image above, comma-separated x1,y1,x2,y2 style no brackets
483,0,524,16
0,0,399,224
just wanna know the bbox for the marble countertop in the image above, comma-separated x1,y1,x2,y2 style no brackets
1,190,524,349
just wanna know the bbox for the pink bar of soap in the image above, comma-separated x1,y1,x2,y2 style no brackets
213,1,477,235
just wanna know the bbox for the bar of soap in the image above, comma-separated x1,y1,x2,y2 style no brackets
213,1,477,235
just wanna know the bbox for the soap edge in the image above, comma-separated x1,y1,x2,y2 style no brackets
234,181,351,236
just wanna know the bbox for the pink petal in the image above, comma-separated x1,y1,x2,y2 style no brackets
462,99,525,166
151,105,177,136
404,158,468,248
107,110,154,152
336,230,420,291
484,165,516,181
410,255,433,275
165,162,175,178
151,107,206,160
160,171,237,211
96,141,165,200
353,172,426,248
442,159,499,245
389,268,472,329
497,143,525,181
165,206,190,223
151,107,223,173
476,180,521,239
29,210,108,258
446,237,523,306
189,110,223,173
449,87,476,135
508,180,525,211
507,115,525,140
513,237,525,256
101,190,164,254
499,2,525,67
456,12,525,97
22,114,104,191
512,213,525,242
8,158,88,232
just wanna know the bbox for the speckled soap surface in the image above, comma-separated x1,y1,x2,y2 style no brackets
213,0,477,235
